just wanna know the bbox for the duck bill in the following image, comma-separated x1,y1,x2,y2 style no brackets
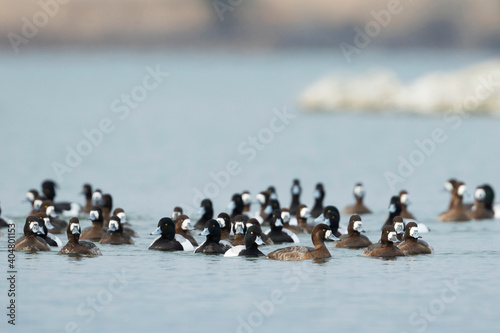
235,225,244,234
199,207,206,216
108,221,119,232
274,219,283,227
264,205,272,214
150,227,161,235
70,224,80,234
314,214,324,223
255,236,264,245
388,204,396,213
325,230,340,241
44,218,55,230
201,228,210,236
388,231,398,242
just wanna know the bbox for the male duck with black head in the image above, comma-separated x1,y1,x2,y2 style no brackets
216,212,232,241
99,215,134,245
362,225,404,258
195,199,213,230
231,215,247,246
265,209,299,244
14,216,50,251
318,205,343,238
310,183,325,218
149,218,184,251
438,181,471,222
343,183,372,215
228,193,244,221
59,217,102,255
174,214,198,246
469,185,495,220
289,179,302,216
80,206,106,241
267,224,338,260
382,196,402,229
334,215,372,249
195,219,233,254
263,199,281,226
224,226,265,257
398,222,432,255
245,218,273,245
399,190,416,219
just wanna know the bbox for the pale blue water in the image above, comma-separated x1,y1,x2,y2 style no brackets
0,49,499,332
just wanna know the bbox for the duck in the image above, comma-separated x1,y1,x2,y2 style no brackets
334,215,372,249
14,216,50,251
289,179,302,216
216,212,232,241
256,191,271,220
245,218,274,245
100,194,113,227
58,217,102,255
25,189,43,215
263,199,281,226
80,183,93,213
266,224,338,260
342,183,372,215
438,182,471,222
231,215,247,246
228,193,244,221
195,199,213,230
112,208,138,237
362,225,404,257
399,190,416,219
149,218,184,251
224,226,265,257
316,206,343,237
241,191,252,213
382,196,402,228
171,206,183,222
0,203,9,228
174,214,198,246
469,185,495,220
40,200,68,234
81,206,106,241
391,216,406,244
267,186,278,200
265,209,299,244
41,180,81,216
310,183,325,218
295,204,314,233
91,189,103,207
195,219,233,254
34,212,62,247
281,208,306,234
398,222,432,255
99,215,134,245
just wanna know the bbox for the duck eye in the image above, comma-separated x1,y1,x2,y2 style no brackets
251,232,253,234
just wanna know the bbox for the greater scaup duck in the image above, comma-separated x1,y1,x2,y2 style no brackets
343,183,372,215
245,218,274,245
310,183,325,218
171,206,183,222
289,179,302,216
334,215,372,249
296,204,314,233
438,182,471,222
228,193,244,221
231,215,247,246
149,218,184,251
241,191,252,213
267,186,278,200
174,214,198,246
399,190,416,219
216,212,232,241
256,191,271,220
263,199,281,226
382,196,402,228
34,212,62,247
112,208,138,237
266,224,338,260
100,194,113,227
91,189,103,207
281,208,306,234
25,189,43,215
224,226,265,257
99,215,134,245
41,180,81,216
398,222,432,255
316,206,343,238
265,209,299,244
58,217,102,255
391,216,405,244
80,184,93,213
362,225,404,257
469,185,495,220
195,199,213,230
195,219,233,254
14,216,50,251
81,206,106,241
40,200,67,234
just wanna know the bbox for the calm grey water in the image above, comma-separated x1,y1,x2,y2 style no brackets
0,49,499,332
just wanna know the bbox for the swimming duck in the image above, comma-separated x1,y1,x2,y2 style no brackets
391,216,405,244
34,212,62,247
216,212,232,241
195,199,213,230
41,180,81,216
469,185,495,220
174,214,198,246
265,209,299,244
281,208,306,234
334,215,372,249
399,190,416,219
40,200,67,234
112,208,138,237
14,216,50,251
382,196,402,228
289,179,302,216
398,222,432,255
228,194,244,221
81,206,106,241
362,225,404,257
267,224,338,260
80,184,93,213
245,218,274,245
58,217,102,255
316,206,343,237
310,183,326,218
171,206,184,222
231,215,247,246
91,189,103,207
195,219,233,254
267,186,278,200
296,204,314,233
438,182,471,222
224,226,265,257
100,194,113,227
25,189,43,215
256,191,271,220
99,215,134,245
149,218,184,251
241,191,252,213
343,183,372,215
263,199,281,226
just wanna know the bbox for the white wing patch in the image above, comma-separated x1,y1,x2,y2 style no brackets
175,235,194,251
224,245,244,257
47,233,63,247
282,228,300,243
